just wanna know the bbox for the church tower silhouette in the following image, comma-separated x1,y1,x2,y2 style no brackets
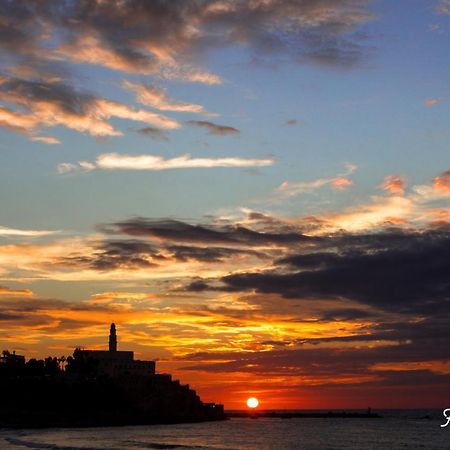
109,322,117,352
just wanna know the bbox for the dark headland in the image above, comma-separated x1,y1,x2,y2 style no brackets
0,323,224,428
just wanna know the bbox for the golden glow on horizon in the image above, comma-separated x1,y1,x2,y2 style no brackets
247,397,259,408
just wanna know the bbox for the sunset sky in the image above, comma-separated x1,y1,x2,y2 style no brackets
1,0,450,410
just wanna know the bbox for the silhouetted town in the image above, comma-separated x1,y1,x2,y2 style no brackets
0,323,224,428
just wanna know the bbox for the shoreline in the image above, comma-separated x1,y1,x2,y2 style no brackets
0,410,384,430
0,413,227,430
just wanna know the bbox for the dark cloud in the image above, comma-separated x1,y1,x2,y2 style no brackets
61,235,270,271
166,245,265,262
136,126,169,141
186,280,212,292
0,1,47,56
187,120,240,136
300,30,372,68
0,0,375,77
242,168,264,176
186,229,450,314
0,313,21,321
277,251,342,269
317,307,375,322
101,218,313,246
62,240,161,271
0,77,94,115
94,219,450,318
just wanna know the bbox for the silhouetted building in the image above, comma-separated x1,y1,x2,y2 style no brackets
0,324,224,427
76,323,155,377
1,350,25,366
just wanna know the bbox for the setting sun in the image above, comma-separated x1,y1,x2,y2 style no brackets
246,397,259,409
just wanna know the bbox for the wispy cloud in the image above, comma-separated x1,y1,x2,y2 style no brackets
331,177,353,190
187,120,240,136
307,171,450,234
0,77,180,141
380,175,406,195
436,0,450,14
136,127,169,141
315,195,414,233
0,225,57,237
276,163,357,198
0,285,33,296
57,161,96,174
424,97,442,106
97,153,273,170
58,152,274,173
30,135,61,145
56,36,223,85
433,170,450,193
55,35,161,76
123,81,209,114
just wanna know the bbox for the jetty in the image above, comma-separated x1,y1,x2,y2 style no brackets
227,410,381,419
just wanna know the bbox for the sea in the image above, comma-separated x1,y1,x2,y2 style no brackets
0,410,448,450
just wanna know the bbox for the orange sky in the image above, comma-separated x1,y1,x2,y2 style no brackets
1,0,450,411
